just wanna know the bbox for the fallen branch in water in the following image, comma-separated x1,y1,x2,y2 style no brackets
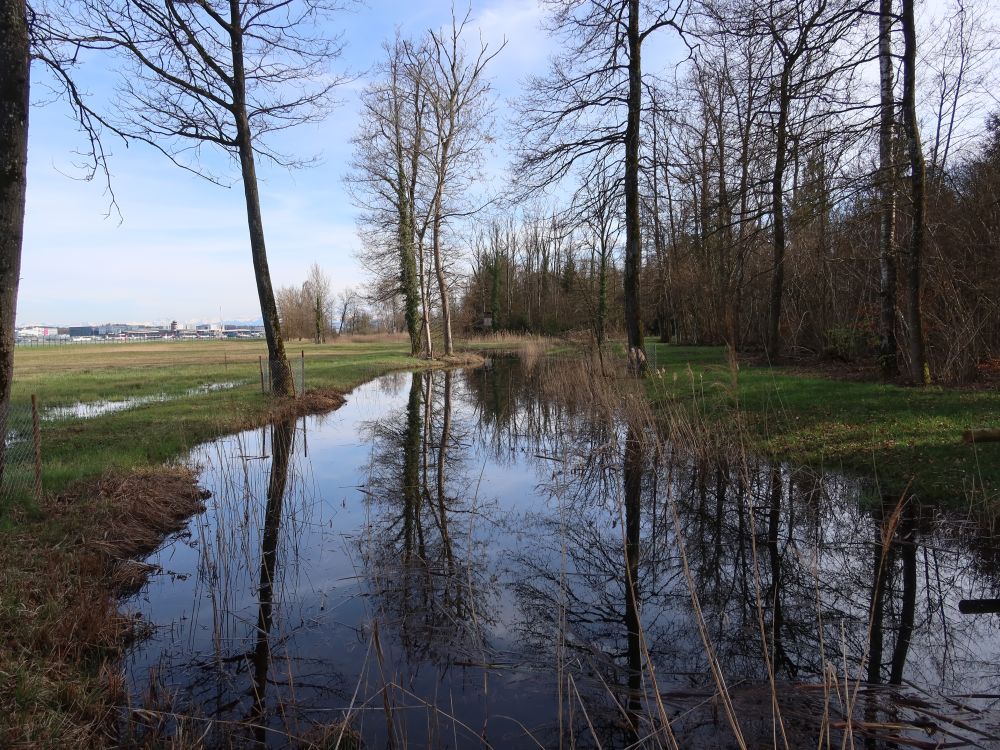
961,428,1000,444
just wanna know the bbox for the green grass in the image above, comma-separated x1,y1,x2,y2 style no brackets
9,335,996,509
644,342,1000,507
7,338,458,508
2,335,488,745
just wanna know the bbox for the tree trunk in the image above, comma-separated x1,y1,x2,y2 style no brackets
402,372,422,558
623,0,646,373
229,1,293,395
431,207,453,356
766,67,791,362
623,425,643,722
313,294,323,344
397,184,421,355
889,507,917,683
714,93,734,348
434,370,453,560
878,0,899,379
867,524,889,684
597,237,609,349
249,416,294,738
395,68,422,357
901,0,930,385
650,111,671,346
418,232,434,359
0,0,29,491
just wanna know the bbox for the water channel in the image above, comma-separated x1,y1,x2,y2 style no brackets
123,357,1000,748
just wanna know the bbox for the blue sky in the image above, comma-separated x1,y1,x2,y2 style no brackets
20,0,556,326
19,0,986,327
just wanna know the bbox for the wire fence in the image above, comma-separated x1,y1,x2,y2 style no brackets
258,355,306,396
0,353,311,506
1,397,43,506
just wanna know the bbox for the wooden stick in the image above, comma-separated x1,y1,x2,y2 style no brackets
259,356,265,394
31,394,42,501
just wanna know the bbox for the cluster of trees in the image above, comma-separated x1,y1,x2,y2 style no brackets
459,196,625,346
350,0,996,384
627,0,998,383
275,263,380,340
348,13,499,360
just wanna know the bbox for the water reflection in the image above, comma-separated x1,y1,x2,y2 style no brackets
359,370,496,673
126,358,1000,748
249,418,295,743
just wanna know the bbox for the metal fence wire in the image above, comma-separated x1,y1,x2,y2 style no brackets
258,355,305,396
1,398,42,505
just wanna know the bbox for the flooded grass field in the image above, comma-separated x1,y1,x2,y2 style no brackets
122,358,1000,748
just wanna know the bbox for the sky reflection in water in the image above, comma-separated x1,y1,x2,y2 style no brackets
124,359,1000,748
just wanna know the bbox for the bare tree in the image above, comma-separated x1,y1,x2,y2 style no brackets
54,0,349,395
901,0,930,384
877,0,899,378
305,262,332,344
925,0,999,184
517,0,686,373
336,287,359,335
423,12,500,357
350,36,430,357
352,18,496,360
0,0,29,492
276,283,309,340
757,0,859,361
576,169,623,351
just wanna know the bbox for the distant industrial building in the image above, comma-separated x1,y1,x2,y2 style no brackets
17,320,266,343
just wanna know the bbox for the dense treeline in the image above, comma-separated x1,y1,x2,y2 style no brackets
276,263,392,340
343,0,998,382
360,0,998,383
625,0,999,382
459,210,625,341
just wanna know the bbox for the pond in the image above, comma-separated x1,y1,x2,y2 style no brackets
123,358,1000,748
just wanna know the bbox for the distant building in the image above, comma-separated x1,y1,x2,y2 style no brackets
17,326,58,338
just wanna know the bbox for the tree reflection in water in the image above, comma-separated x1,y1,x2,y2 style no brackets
248,417,295,744
125,413,352,747
360,370,497,671
126,357,1000,748
472,358,1000,748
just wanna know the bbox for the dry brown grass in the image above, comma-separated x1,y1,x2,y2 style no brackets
0,466,207,747
437,352,487,367
268,388,345,421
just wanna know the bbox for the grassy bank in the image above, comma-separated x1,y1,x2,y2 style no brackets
644,343,1000,507
0,336,488,746
8,337,485,505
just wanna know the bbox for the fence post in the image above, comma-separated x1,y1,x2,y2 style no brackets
31,394,42,501
259,356,265,394
300,350,305,398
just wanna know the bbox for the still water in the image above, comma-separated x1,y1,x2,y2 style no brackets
124,359,1000,748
